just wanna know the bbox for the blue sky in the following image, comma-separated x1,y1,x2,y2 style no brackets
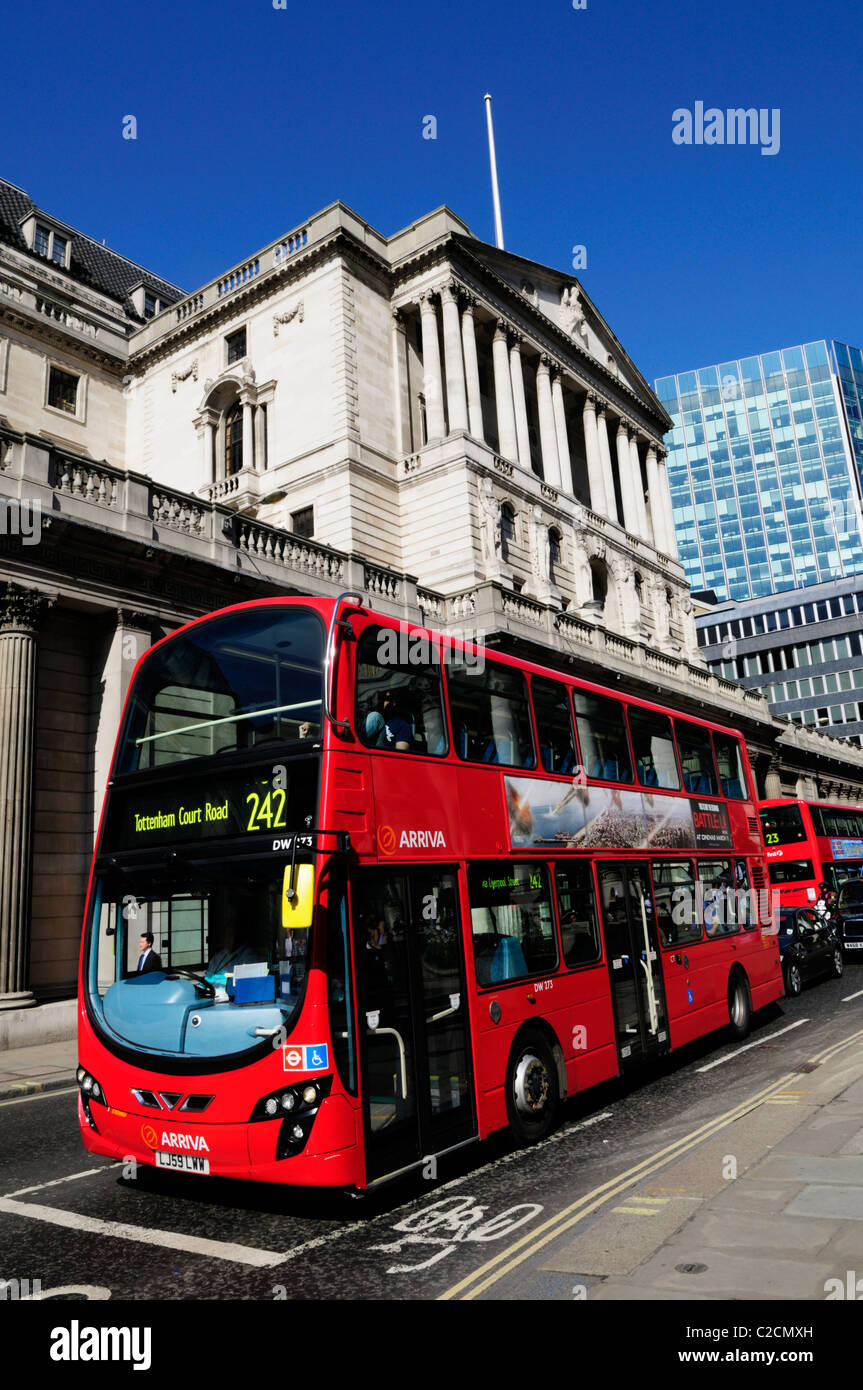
4,0,860,383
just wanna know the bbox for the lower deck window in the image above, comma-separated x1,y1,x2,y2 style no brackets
468,862,557,985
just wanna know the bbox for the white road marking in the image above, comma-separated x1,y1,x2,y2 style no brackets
842,988,863,1002
4,1164,122,1199
695,1019,810,1073
0,1197,287,1268
0,1087,78,1108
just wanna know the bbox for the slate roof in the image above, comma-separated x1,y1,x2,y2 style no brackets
0,178,186,322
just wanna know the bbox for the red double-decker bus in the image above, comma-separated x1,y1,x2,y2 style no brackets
759,797,863,908
77,595,782,1189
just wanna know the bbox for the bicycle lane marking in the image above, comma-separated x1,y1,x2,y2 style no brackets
440,1021,863,1300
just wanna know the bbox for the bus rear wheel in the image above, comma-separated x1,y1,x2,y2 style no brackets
728,971,752,1041
505,1032,559,1147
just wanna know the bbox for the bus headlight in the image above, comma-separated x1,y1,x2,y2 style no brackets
76,1066,108,1131
249,1076,332,1125
76,1067,107,1106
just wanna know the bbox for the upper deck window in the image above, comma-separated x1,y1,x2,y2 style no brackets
448,658,534,768
116,606,324,774
810,806,863,838
355,624,448,757
713,732,747,799
572,690,633,784
675,720,719,796
532,676,578,775
628,707,680,790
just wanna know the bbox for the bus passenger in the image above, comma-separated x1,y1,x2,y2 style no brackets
383,691,413,751
364,692,388,748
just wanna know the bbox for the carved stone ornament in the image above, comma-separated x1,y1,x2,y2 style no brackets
170,359,199,393
560,285,588,342
0,582,53,634
479,476,503,572
532,505,551,582
273,301,305,336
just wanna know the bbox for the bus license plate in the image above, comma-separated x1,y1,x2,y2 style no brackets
154,1151,210,1175
845,941,863,950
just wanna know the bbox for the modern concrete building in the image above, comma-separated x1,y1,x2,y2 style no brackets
3,177,863,1036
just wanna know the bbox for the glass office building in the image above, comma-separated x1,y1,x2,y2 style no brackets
655,341,863,604
656,341,863,744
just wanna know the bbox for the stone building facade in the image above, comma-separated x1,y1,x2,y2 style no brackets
2,176,863,1027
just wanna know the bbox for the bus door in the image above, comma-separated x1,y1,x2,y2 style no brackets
597,861,668,1066
351,867,475,1184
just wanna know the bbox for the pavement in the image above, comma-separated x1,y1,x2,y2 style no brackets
487,1028,863,1301
0,1037,77,1098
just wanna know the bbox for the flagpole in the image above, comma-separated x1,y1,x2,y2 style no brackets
484,93,505,250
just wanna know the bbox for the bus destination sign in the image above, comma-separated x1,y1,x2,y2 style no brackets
102,760,319,853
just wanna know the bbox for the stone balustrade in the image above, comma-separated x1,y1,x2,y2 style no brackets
8,426,863,775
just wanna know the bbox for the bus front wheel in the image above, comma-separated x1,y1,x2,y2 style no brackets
728,971,752,1041
505,1031,560,1147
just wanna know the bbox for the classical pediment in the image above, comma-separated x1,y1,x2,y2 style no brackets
452,236,665,422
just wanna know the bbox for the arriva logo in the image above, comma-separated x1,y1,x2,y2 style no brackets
377,825,447,854
160,1131,210,1152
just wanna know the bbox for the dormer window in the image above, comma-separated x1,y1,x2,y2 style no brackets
129,283,172,319
25,217,71,268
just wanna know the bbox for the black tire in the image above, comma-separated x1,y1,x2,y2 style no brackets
830,947,844,979
728,971,752,1040
505,1031,560,1146
784,959,802,998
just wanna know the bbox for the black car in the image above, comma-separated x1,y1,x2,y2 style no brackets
778,908,844,997
837,880,863,959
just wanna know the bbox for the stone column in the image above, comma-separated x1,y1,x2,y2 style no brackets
242,400,254,472
596,404,620,523
616,420,641,536
536,355,561,488
509,335,531,470
492,321,519,463
629,430,650,540
461,299,484,441
254,405,267,470
93,611,154,835
658,452,678,560
419,292,446,441
551,372,573,494
392,309,410,453
645,443,666,553
0,584,51,1009
440,283,468,433
581,392,607,516
198,412,217,482
764,759,783,799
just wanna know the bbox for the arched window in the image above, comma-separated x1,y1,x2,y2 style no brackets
548,528,562,583
225,401,243,476
590,557,607,606
501,503,515,562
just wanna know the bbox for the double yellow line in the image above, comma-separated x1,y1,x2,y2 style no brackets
440,1025,863,1301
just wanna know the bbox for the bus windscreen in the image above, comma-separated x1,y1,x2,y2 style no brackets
115,606,325,773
